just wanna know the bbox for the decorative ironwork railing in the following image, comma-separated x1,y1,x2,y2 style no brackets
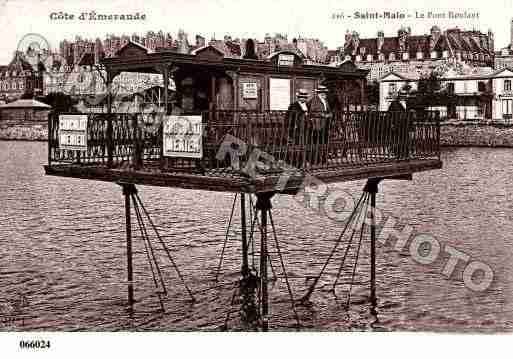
48,110,440,175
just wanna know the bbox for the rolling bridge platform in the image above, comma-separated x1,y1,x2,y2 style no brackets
44,40,442,330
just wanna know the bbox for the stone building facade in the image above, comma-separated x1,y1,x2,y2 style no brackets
334,26,494,81
0,52,44,102
379,66,513,121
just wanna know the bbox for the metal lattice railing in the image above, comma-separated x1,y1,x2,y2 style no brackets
48,110,441,175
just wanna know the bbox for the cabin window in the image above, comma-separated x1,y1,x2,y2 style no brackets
478,81,487,92
430,51,437,59
446,82,455,94
502,99,512,118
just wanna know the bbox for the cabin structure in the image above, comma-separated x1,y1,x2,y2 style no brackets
44,40,443,331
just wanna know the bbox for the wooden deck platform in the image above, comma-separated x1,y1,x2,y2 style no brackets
45,158,442,194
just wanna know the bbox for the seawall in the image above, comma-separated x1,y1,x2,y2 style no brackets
440,121,513,148
0,122,48,141
2,120,513,147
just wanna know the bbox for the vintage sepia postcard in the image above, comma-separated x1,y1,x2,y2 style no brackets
0,0,511,357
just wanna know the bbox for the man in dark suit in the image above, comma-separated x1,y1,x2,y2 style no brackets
286,88,310,167
306,85,332,164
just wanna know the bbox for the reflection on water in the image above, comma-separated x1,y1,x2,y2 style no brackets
0,141,511,331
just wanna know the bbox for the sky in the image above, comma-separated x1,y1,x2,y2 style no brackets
0,0,512,64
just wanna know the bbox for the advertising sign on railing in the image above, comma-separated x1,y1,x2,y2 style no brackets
163,115,203,158
58,114,88,151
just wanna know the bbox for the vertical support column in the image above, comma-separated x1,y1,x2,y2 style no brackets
370,190,376,307
210,75,216,109
360,78,366,111
209,75,216,126
163,65,170,115
241,193,249,276
106,70,114,168
364,178,381,312
259,205,269,332
256,192,274,331
156,64,171,170
121,183,136,314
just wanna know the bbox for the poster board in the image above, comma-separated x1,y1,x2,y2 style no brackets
58,114,88,151
269,78,291,110
163,115,203,158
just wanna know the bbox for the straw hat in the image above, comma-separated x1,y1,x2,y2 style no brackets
296,88,309,99
315,85,328,93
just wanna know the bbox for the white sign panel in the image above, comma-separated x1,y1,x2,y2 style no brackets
269,78,291,111
242,82,258,99
278,54,294,66
163,115,203,158
58,114,88,151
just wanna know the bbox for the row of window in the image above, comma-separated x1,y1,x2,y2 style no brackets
337,51,491,64
0,81,24,91
387,79,511,96
0,71,31,77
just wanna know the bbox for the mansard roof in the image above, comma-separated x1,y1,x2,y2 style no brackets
343,29,493,60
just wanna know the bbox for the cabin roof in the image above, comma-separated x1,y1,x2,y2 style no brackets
0,99,51,109
102,41,368,78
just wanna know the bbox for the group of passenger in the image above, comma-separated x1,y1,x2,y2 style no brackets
286,85,333,166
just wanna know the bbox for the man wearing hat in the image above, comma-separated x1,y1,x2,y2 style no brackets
306,85,332,164
286,88,310,166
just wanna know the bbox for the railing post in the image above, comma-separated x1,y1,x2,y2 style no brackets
106,72,114,168
436,111,441,159
107,115,113,167
133,115,143,169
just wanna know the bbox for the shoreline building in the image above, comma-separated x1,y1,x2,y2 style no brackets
0,98,51,123
0,51,44,102
334,26,494,81
379,66,513,121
